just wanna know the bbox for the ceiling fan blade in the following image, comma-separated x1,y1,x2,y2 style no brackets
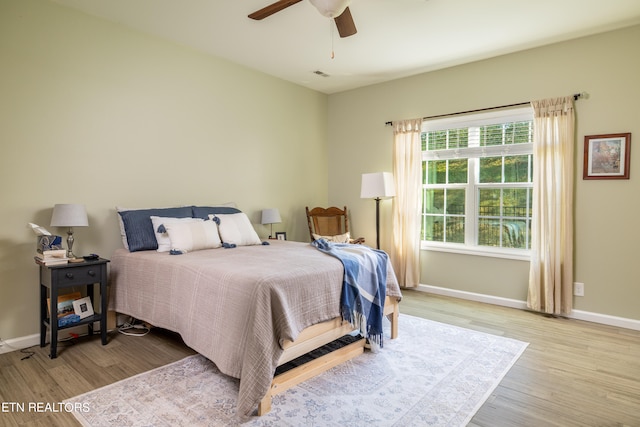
248,0,303,20
334,6,357,38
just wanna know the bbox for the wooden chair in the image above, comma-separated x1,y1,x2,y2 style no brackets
306,206,365,244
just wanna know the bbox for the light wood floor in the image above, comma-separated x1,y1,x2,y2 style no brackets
1,290,639,426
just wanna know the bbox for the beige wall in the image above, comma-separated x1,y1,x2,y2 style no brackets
0,0,329,340
328,25,640,321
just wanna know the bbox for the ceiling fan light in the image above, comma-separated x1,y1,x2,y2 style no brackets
309,0,351,18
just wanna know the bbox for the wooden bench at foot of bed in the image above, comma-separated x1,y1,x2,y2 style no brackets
257,295,400,415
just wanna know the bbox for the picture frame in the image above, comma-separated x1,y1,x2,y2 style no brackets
583,133,631,180
47,292,81,318
73,296,94,319
275,231,287,241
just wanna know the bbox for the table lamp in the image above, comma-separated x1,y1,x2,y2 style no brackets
50,204,88,259
261,208,282,239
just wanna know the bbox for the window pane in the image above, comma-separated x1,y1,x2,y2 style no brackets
427,130,447,151
502,188,528,218
503,155,530,183
423,216,443,241
479,157,503,183
480,124,504,146
513,121,532,144
478,218,501,247
426,160,446,184
423,189,444,214
504,122,516,145
479,189,501,216
502,220,529,248
448,128,469,149
446,189,465,215
446,217,465,243
448,159,468,183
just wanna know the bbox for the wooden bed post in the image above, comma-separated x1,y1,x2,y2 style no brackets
388,299,399,339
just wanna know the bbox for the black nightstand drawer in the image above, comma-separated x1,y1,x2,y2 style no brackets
53,265,101,286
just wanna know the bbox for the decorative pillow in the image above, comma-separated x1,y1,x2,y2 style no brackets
164,220,222,253
117,206,192,252
209,213,262,246
150,216,203,252
313,232,351,243
192,205,241,220
116,206,132,250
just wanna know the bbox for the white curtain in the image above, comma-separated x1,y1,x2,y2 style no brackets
390,119,422,288
527,97,575,315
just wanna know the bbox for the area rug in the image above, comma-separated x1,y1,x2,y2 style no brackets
65,314,528,426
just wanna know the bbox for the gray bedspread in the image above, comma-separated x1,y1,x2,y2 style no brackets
109,240,401,417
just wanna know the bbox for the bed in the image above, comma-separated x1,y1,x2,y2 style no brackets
109,207,401,417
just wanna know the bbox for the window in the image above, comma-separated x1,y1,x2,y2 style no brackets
421,107,534,259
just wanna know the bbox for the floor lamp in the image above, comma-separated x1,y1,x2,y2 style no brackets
361,172,395,249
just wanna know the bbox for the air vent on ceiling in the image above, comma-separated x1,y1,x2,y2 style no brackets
313,70,330,78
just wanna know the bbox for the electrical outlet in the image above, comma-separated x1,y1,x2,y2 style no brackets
574,282,585,297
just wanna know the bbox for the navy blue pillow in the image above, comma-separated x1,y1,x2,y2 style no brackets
191,206,241,219
119,207,192,252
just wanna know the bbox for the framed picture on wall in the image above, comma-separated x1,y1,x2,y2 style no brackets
275,232,287,241
583,133,631,180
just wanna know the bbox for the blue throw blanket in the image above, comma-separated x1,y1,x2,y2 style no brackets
311,239,388,347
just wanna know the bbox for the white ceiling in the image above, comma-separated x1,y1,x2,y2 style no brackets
50,0,640,94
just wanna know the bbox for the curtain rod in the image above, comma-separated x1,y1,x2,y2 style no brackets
384,92,587,126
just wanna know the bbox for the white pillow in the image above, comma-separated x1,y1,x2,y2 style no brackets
209,213,262,246
313,232,351,243
150,216,203,252
164,220,222,253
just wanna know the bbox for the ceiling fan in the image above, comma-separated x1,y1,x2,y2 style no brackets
249,0,357,38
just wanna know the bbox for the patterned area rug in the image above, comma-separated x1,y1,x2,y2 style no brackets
65,314,528,426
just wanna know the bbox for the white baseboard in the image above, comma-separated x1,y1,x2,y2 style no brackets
0,334,40,355
0,324,101,355
417,284,640,331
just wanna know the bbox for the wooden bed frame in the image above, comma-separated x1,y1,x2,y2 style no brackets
258,295,400,415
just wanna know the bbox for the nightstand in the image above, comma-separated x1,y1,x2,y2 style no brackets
39,258,109,358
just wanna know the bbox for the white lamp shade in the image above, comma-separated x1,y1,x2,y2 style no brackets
261,208,282,225
50,204,89,227
309,0,351,17
360,172,396,199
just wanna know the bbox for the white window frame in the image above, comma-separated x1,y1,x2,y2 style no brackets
420,106,534,261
